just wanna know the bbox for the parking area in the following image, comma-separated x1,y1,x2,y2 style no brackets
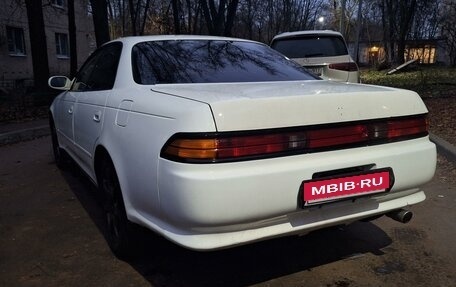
1,136,455,287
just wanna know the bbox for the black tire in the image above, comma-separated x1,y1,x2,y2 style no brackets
100,158,136,259
50,119,70,169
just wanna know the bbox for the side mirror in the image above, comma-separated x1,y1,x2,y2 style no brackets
48,76,72,90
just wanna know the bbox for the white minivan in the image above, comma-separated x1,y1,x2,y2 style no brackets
271,30,360,83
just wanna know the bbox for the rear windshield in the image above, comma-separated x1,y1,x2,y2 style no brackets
131,40,317,84
271,35,348,58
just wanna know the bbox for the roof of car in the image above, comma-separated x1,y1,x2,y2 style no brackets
271,30,343,42
107,34,259,46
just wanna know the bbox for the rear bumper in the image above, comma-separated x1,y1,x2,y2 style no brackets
136,137,435,250
146,190,425,250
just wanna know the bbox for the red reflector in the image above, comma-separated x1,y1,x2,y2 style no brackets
329,62,359,72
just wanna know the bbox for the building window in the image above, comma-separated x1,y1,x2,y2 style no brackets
405,45,436,64
6,26,26,56
51,0,65,8
55,33,69,58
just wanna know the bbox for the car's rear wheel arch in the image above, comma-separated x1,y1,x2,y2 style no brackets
94,145,138,258
94,144,131,214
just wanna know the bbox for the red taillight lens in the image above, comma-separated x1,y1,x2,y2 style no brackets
307,125,368,148
161,115,428,163
387,117,428,138
216,133,306,158
328,62,359,72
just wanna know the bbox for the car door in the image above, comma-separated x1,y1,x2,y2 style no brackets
54,89,76,150
69,43,122,171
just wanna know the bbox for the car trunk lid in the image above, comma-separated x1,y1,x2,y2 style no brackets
151,80,428,132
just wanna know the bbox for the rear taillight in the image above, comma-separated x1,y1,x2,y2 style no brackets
161,114,428,163
328,62,359,72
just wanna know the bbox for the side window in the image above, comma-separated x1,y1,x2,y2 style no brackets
72,42,122,91
72,53,98,91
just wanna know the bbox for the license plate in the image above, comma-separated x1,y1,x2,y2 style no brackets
302,168,394,206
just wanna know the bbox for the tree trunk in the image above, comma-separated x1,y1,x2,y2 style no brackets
68,0,78,77
186,0,192,33
139,0,151,35
200,0,239,36
224,0,239,36
128,0,137,35
396,0,417,64
24,0,50,92
386,0,396,63
340,0,346,37
200,0,215,34
396,41,406,64
90,0,110,47
380,0,390,63
172,0,181,34
354,0,363,64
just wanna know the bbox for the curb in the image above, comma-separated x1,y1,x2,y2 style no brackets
430,133,456,163
0,125,50,146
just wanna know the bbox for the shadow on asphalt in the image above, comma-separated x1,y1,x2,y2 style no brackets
60,164,392,287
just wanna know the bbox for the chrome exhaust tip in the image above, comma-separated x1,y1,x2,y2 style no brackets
386,209,413,223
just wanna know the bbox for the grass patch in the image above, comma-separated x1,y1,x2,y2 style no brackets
360,66,456,97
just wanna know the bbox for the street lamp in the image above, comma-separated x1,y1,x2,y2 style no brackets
315,16,325,30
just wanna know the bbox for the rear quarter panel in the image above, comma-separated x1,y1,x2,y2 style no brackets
97,87,216,223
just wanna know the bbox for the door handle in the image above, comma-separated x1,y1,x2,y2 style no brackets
93,111,101,122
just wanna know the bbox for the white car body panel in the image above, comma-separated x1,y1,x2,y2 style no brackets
97,87,217,220
54,91,76,148
152,137,435,250
149,192,426,250
49,35,436,251
73,90,110,168
151,81,427,131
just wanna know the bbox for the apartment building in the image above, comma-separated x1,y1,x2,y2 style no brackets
0,0,95,90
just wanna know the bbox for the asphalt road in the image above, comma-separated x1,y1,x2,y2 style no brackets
1,137,455,287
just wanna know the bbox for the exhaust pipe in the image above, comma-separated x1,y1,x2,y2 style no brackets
386,209,413,223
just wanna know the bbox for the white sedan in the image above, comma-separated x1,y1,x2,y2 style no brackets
48,35,436,258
